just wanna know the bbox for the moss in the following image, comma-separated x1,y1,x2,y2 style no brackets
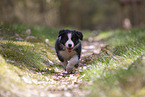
0,55,26,96
0,40,57,71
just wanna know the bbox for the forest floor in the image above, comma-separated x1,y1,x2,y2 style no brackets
0,25,101,97
1,25,145,97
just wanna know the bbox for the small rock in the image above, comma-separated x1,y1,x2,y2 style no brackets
64,92,72,97
93,48,101,54
16,37,23,41
45,39,51,46
0,37,3,40
88,37,93,42
15,33,20,37
25,29,31,35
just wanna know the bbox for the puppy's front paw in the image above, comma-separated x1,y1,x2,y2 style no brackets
66,65,75,73
61,61,68,70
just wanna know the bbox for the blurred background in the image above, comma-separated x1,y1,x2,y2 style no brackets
0,0,145,30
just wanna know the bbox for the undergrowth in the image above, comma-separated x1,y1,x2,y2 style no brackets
83,29,145,97
0,25,60,96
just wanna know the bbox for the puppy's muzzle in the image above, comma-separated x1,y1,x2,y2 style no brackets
61,42,80,52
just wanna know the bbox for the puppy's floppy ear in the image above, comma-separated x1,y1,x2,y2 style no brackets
58,30,66,37
75,31,83,40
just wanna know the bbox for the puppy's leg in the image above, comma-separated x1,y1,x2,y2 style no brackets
66,55,79,73
61,60,68,70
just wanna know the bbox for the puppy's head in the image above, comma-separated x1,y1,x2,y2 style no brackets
58,29,83,52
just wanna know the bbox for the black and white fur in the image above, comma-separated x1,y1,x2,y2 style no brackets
55,29,83,73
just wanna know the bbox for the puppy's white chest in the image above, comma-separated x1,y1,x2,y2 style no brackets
59,50,76,60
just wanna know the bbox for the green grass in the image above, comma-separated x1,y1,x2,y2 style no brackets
0,40,56,70
0,25,60,96
83,29,145,97
1,24,59,45
0,24,59,71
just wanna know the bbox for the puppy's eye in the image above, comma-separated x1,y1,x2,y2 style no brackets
61,35,68,39
61,36,68,41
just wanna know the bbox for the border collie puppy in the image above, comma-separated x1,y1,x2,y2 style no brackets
55,29,83,73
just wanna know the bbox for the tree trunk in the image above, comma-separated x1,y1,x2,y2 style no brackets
59,0,70,26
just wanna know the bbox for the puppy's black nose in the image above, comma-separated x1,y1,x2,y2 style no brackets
68,44,72,47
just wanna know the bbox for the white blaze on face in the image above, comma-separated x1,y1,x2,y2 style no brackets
65,33,74,48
